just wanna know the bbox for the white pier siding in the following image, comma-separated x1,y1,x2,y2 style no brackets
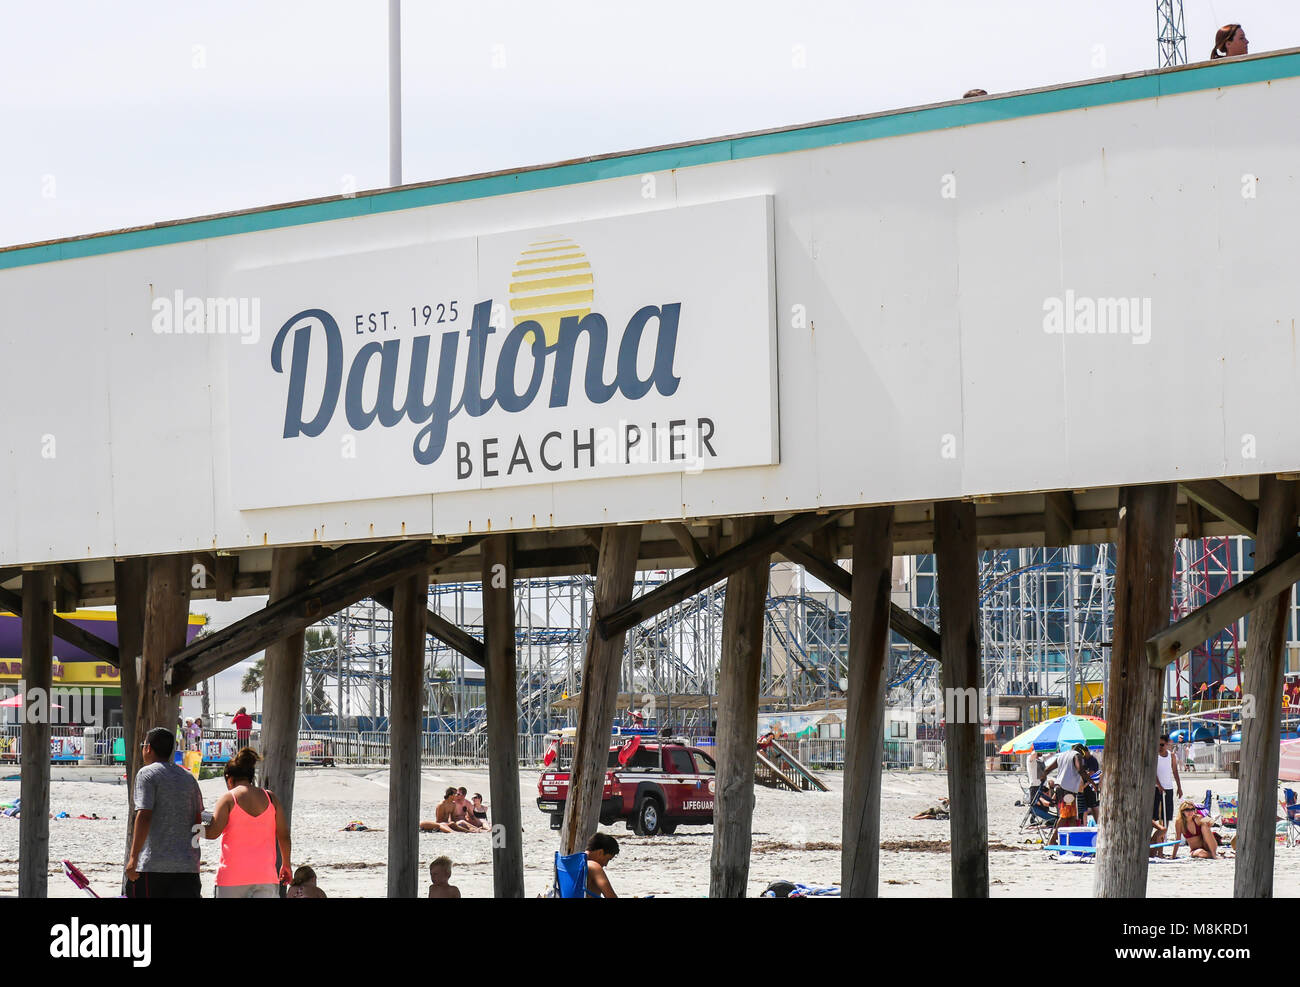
1,50,1298,566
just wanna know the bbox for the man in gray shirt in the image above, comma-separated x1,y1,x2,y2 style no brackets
126,726,205,898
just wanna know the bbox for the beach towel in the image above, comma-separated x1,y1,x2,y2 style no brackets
341,820,376,832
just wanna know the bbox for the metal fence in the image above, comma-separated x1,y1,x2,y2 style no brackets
284,730,556,767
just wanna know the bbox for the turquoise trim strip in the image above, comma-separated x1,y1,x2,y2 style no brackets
5,51,1300,271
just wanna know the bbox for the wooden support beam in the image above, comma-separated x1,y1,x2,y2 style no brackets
1235,475,1299,898
53,565,81,612
483,535,524,897
1181,479,1258,537
1043,491,1077,547
214,554,236,602
560,526,642,855
812,523,840,565
166,539,476,692
0,584,121,666
1185,499,1204,541
373,588,485,664
598,510,845,639
387,570,428,898
113,558,147,890
666,522,709,566
842,507,895,898
307,541,395,584
130,554,192,892
779,541,942,661
258,547,314,832
1096,483,1177,898
18,571,54,898
710,516,772,898
935,500,988,899
1146,535,1300,668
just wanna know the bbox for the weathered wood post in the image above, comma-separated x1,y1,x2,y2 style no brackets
258,546,314,825
482,534,525,897
18,570,54,898
1095,483,1176,898
132,555,192,782
126,554,191,891
935,500,988,898
842,507,895,897
1235,475,1298,897
710,516,772,897
114,559,147,763
114,557,147,888
387,569,427,898
560,525,642,856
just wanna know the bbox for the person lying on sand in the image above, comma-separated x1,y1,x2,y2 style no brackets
911,797,950,820
1172,799,1218,859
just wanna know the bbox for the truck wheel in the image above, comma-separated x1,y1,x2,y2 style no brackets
633,795,663,837
660,821,678,835
549,814,563,831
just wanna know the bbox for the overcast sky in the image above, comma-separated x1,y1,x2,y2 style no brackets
7,0,1296,250
11,0,1295,717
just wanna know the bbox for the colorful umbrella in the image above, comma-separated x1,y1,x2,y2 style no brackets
0,695,61,708
999,714,1107,754
1280,738,1300,782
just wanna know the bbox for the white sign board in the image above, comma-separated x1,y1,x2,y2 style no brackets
223,196,778,509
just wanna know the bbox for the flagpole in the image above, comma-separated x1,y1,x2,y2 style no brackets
388,0,402,187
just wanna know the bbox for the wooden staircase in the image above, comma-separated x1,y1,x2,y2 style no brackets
754,739,829,792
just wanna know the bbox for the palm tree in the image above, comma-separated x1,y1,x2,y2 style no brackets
303,628,336,715
240,657,264,695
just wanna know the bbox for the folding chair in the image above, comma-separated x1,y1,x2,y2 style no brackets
1282,788,1300,848
552,851,599,898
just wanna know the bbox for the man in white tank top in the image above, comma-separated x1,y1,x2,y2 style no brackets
1153,734,1182,826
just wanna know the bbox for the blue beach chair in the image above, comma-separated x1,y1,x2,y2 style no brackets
553,851,599,898
1282,789,1300,847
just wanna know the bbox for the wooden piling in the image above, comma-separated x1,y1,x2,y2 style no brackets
18,570,54,898
1235,474,1298,897
710,516,772,897
259,546,314,826
1095,483,1177,898
935,500,989,898
842,507,895,897
113,557,147,889
483,535,525,897
386,570,427,898
560,525,642,856
132,555,192,782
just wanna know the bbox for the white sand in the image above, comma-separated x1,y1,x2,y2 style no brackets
2,767,1294,897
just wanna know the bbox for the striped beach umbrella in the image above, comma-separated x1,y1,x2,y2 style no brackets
1280,738,1300,781
998,713,1107,754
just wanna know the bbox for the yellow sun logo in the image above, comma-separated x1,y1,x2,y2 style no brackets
508,236,594,345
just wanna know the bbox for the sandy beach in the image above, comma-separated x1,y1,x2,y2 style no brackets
2,767,1293,897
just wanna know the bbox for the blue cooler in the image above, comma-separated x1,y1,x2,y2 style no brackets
1060,828,1099,856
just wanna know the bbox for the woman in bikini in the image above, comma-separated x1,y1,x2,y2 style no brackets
1172,798,1219,859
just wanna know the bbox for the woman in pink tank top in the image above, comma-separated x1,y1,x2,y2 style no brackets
203,747,292,898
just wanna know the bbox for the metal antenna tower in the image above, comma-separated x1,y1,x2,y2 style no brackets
1157,0,1188,67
